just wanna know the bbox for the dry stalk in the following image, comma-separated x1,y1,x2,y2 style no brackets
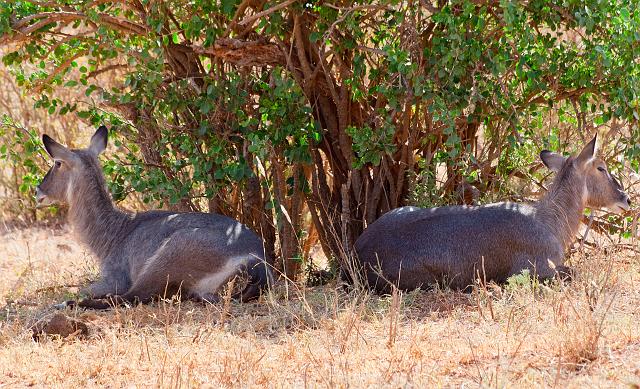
219,277,236,327
338,296,368,354
474,256,496,321
555,248,619,370
387,285,401,348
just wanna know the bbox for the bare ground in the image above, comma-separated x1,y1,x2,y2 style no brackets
0,226,639,388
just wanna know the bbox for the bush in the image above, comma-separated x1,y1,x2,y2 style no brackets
1,1,639,277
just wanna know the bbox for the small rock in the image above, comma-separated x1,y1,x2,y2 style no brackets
31,313,89,341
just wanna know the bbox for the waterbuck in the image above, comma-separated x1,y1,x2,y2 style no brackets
354,135,630,292
36,126,272,309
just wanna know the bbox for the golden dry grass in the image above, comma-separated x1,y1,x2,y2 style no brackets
0,225,639,388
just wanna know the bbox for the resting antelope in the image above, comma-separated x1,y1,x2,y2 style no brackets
354,135,630,292
37,126,271,309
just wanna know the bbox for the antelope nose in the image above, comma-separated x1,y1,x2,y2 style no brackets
627,197,632,207
35,187,45,204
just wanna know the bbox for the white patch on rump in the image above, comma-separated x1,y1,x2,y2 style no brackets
191,257,246,296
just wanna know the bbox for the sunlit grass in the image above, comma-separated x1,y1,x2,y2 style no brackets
0,226,639,387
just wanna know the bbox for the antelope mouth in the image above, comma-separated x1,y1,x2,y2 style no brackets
35,196,53,208
35,188,53,208
610,199,631,214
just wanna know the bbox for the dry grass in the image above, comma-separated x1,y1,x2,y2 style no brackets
0,225,639,388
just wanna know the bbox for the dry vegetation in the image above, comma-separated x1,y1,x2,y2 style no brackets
0,224,638,388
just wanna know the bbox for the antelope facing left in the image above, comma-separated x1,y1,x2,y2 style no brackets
37,126,271,309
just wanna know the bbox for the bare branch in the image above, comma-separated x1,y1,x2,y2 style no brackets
192,39,284,67
88,63,129,79
33,52,85,94
8,11,147,41
237,0,296,27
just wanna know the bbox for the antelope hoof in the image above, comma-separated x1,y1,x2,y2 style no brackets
555,266,574,282
53,300,77,310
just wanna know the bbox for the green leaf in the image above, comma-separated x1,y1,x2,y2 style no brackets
221,0,239,16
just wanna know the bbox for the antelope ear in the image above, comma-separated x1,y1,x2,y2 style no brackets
576,135,597,167
89,126,108,155
540,150,566,173
43,134,72,160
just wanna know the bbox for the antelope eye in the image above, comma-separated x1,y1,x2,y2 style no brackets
597,166,606,172
54,160,62,168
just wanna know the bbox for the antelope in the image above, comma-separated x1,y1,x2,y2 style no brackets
36,126,271,309
354,135,630,292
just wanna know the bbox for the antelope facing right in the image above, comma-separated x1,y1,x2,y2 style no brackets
354,135,630,292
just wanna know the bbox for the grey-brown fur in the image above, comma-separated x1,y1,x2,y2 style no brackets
354,136,630,292
36,126,271,309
